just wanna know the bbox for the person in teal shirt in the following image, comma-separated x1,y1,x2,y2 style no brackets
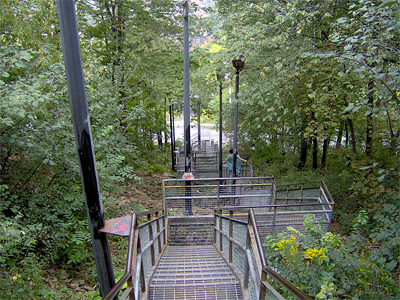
225,148,247,176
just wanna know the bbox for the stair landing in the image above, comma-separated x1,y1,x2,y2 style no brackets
148,245,243,300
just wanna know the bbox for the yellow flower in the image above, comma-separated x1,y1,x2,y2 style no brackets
13,274,21,281
278,235,298,258
303,247,327,263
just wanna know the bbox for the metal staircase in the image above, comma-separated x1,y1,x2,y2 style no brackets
99,177,334,300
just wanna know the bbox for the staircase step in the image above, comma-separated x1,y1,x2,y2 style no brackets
148,245,243,300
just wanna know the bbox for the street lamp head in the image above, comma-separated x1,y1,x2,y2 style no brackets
232,57,245,71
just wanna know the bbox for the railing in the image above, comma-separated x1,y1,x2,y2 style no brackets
163,177,275,217
100,209,166,300
271,180,335,236
215,208,312,300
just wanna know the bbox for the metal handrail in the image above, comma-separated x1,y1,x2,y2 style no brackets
215,208,312,300
102,210,165,300
248,209,312,300
164,176,275,183
103,213,137,300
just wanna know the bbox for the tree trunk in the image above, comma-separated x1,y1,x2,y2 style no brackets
321,138,329,169
348,118,357,158
336,122,343,149
312,138,318,169
365,80,374,159
298,137,308,170
157,131,163,147
164,98,168,146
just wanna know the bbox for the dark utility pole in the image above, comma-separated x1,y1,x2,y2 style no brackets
183,0,192,215
232,58,244,177
183,0,191,173
56,0,115,297
170,104,176,171
217,72,223,178
197,102,201,149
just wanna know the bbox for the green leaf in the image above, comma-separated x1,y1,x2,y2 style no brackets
345,105,355,112
372,108,380,114
360,166,371,170
1,71,9,77
386,260,397,270
395,7,400,22
377,257,386,265
16,109,26,118
14,61,26,68
377,174,386,182
344,44,353,51
7,230,21,239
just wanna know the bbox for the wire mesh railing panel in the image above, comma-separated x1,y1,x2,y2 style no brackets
139,225,152,278
233,221,247,244
160,219,165,247
255,210,333,241
233,244,246,277
152,221,159,255
248,247,261,300
167,217,215,246
164,177,275,217
192,169,220,179
168,223,214,246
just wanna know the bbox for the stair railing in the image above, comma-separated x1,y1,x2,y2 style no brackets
101,209,165,300
248,209,312,300
215,208,311,300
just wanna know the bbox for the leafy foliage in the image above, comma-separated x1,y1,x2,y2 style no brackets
264,214,399,299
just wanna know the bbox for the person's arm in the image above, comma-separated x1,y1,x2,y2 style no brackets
239,157,247,162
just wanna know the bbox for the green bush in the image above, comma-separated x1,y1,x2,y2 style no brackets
264,214,399,299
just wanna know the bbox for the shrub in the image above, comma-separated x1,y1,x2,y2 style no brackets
264,214,399,299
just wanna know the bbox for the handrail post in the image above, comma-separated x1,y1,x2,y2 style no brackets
155,211,162,254
244,211,251,289
128,213,137,300
219,210,223,251
217,179,220,206
272,206,277,235
259,271,268,300
147,213,155,266
213,209,217,244
229,210,233,263
138,238,146,294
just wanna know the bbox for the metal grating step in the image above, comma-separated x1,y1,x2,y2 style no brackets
148,245,243,300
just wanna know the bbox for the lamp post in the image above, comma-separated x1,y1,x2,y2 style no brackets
197,100,201,149
183,0,192,215
170,104,176,172
216,72,223,178
183,0,190,173
232,57,244,177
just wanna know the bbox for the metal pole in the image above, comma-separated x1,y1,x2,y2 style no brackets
219,80,223,178
197,102,201,149
170,104,176,171
233,70,239,177
183,0,191,172
56,0,115,297
183,0,192,215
